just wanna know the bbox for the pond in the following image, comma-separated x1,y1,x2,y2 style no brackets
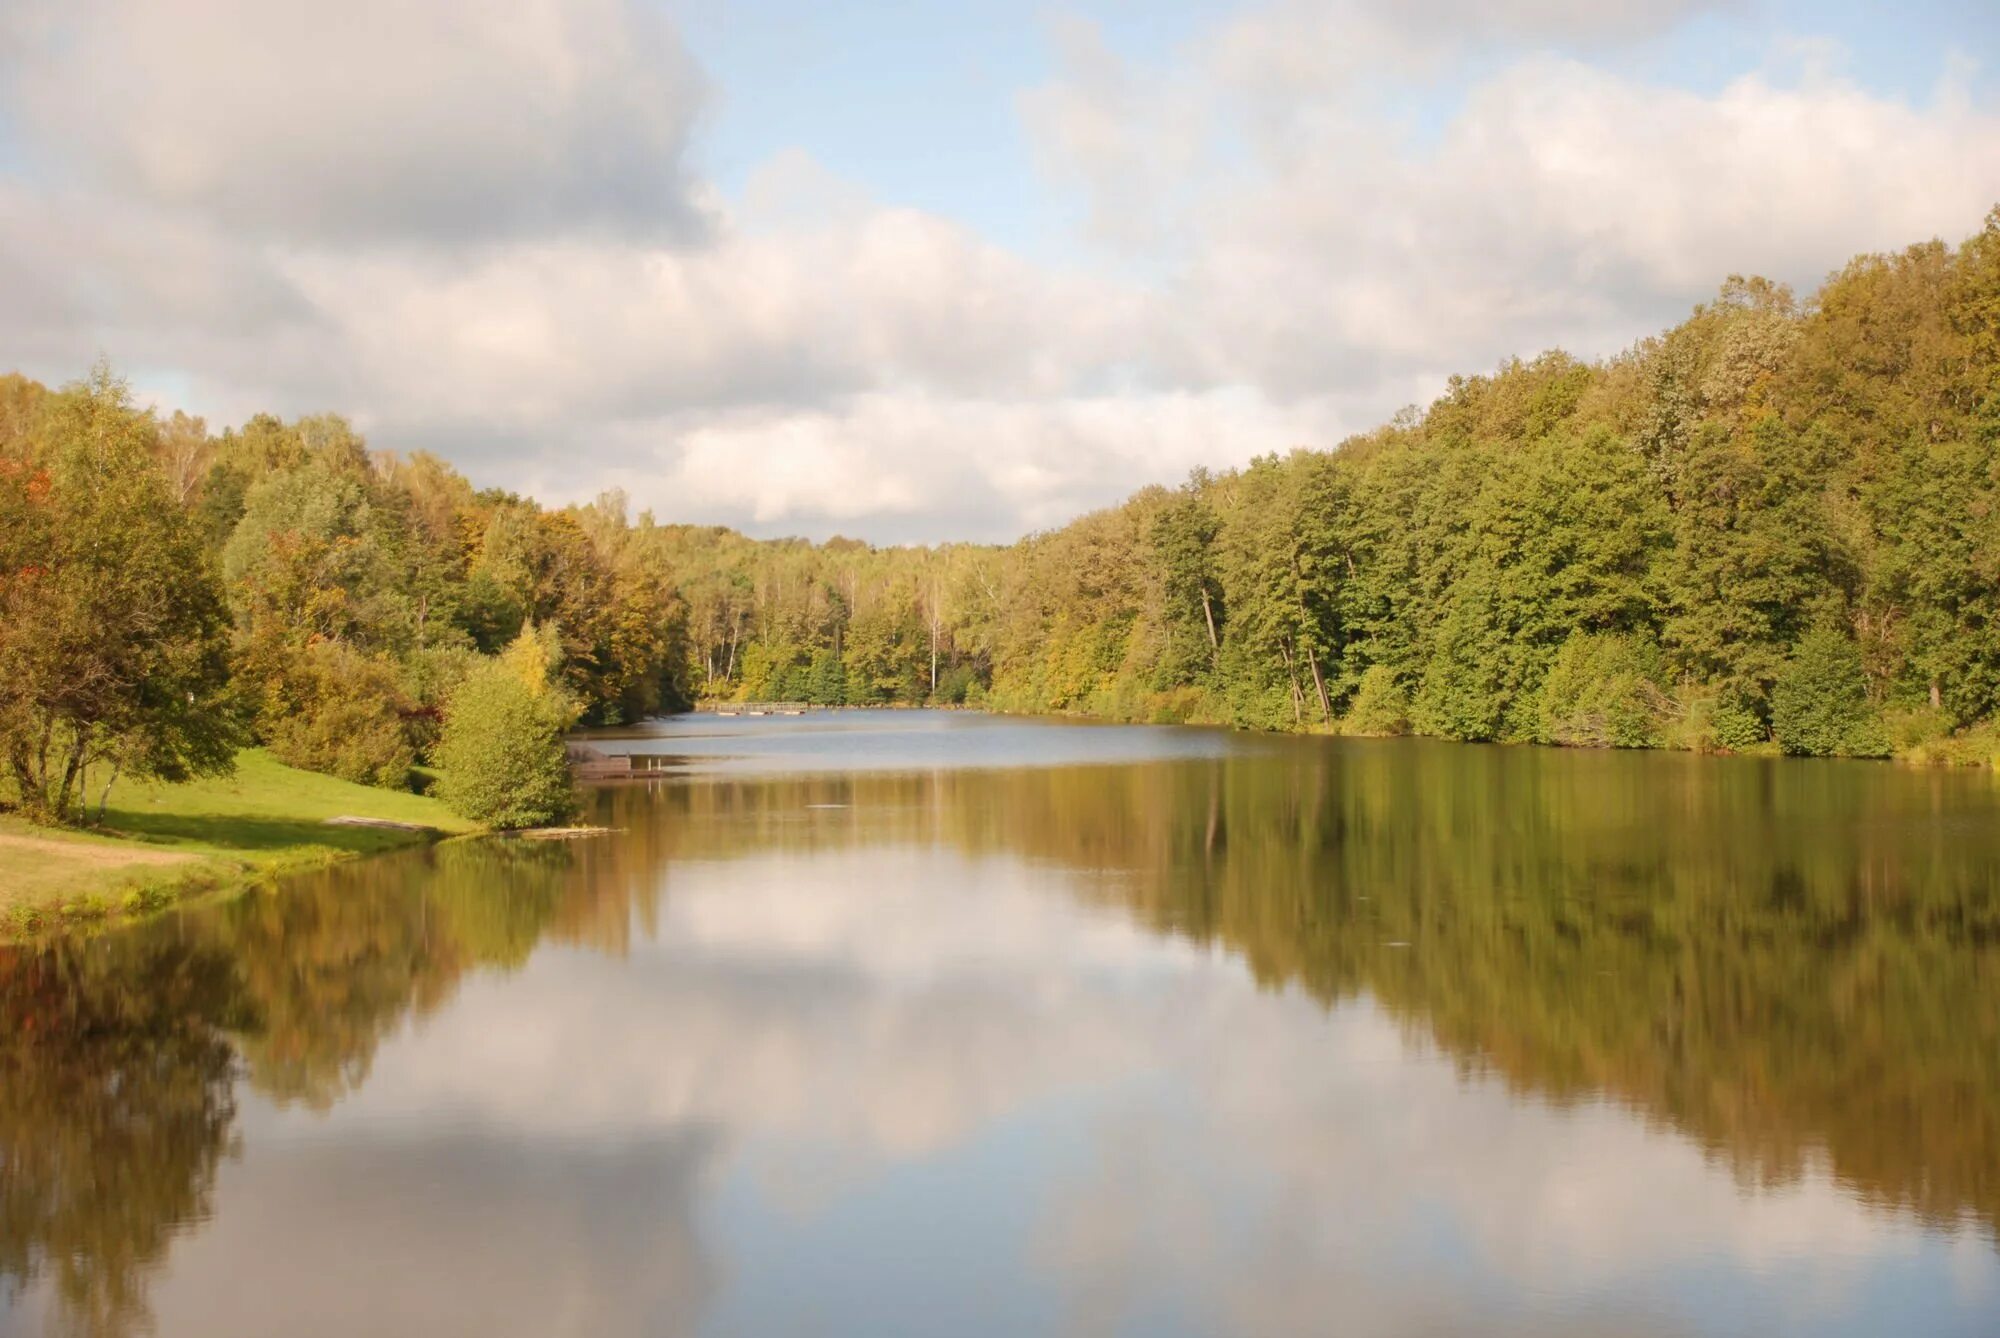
4,711,1998,1336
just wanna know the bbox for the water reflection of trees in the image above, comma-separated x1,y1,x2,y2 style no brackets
0,934,242,1338
0,838,609,1335
600,747,2000,1236
5,746,1998,1333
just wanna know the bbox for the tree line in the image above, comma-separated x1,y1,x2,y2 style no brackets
647,209,2000,760
0,370,683,824
5,210,1999,821
983,210,2000,758
0,363,1016,829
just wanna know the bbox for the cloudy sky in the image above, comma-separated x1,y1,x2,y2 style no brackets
2,0,1997,542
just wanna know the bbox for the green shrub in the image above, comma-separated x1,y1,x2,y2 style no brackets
1536,633,1668,749
433,626,579,829
733,641,784,701
1709,694,1769,752
1413,603,1510,741
1888,713,2000,766
1883,705,1951,757
773,661,811,702
398,645,479,754
1342,665,1411,736
1666,688,1769,753
264,642,417,788
1088,670,1153,722
1222,674,1300,732
806,649,848,706
1144,685,1208,724
934,663,978,705
1771,624,1888,757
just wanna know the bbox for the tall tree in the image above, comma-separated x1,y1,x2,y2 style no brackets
0,370,238,822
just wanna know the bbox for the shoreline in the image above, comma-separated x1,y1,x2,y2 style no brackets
674,701,2000,768
0,749,476,941
0,833,453,941
18,705,1991,945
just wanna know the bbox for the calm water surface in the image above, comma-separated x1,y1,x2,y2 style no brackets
5,712,1999,1336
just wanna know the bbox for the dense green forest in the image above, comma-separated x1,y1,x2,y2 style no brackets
653,206,2000,762
6,209,2000,811
987,209,2000,758
0,371,687,820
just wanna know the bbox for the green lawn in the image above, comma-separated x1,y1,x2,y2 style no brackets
1,749,475,934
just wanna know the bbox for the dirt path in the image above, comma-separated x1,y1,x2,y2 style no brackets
0,831,193,869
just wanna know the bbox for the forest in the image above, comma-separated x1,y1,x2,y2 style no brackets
4,208,2000,818
982,208,2000,758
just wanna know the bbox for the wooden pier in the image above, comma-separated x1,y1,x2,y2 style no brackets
694,701,811,717
565,742,680,782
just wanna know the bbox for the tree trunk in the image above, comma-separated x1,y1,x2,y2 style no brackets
1200,586,1220,663
1930,678,1942,710
97,759,123,824
57,734,88,822
1288,553,1331,723
1303,643,1332,724
35,716,54,803
1278,643,1304,726
6,752,38,818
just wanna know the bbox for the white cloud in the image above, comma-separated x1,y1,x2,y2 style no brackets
1020,16,1215,250
634,388,1338,539
1033,13,2000,400
280,208,1139,424
1213,0,1741,94
4,0,710,246
0,0,1995,541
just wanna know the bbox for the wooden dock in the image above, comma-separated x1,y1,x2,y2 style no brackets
566,743,680,782
694,701,811,717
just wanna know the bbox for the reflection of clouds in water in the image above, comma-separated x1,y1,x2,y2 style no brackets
1949,1234,2000,1309
659,849,1212,987
1038,991,1965,1336
1200,999,1927,1274
220,844,2000,1337
124,1132,720,1338
327,851,1210,1160
14,829,1972,1338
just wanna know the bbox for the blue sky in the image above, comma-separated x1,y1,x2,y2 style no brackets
678,0,1994,261
1,0,1996,541
671,1,1230,261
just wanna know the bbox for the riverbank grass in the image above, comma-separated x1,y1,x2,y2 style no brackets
0,748,475,934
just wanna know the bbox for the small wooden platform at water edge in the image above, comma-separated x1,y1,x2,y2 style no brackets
695,701,810,716
566,743,677,782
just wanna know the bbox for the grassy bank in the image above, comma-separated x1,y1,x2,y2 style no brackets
0,749,475,936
